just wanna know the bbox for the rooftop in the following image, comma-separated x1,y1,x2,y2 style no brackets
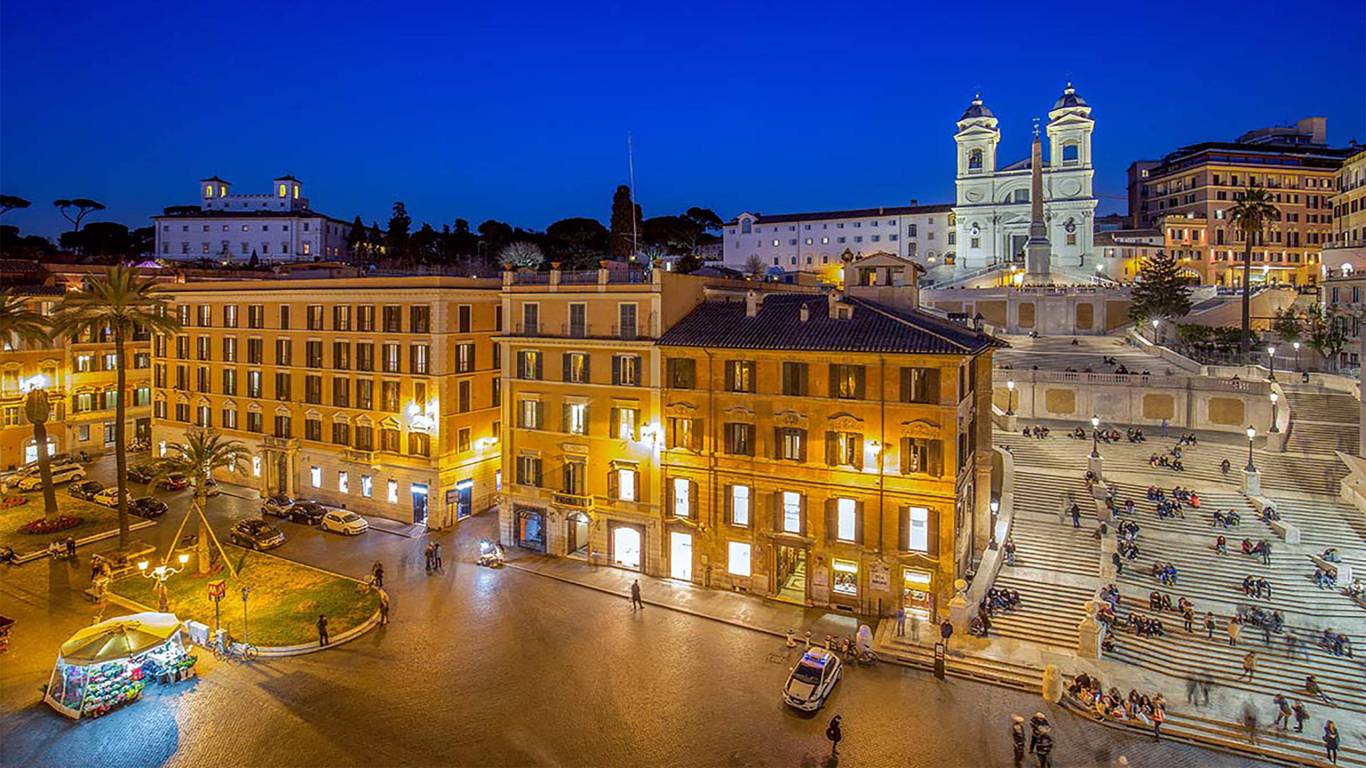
658,293,1001,355
729,203,953,226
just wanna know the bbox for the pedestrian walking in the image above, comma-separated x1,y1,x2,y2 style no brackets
1273,694,1291,730
1228,617,1241,647
1241,650,1256,681
1325,720,1340,765
825,715,843,757
1070,504,1081,529
1205,612,1216,640
433,542,443,572
1011,715,1026,767
1112,551,1123,576
423,542,434,572
1260,540,1272,566
1161,418,1169,437
940,619,954,651
909,611,920,641
1028,712,1049,753
371,561,384,589
317,614,329,646
65,536,76,559
1033,725,1054,768
1183,607,1194,633
1293,701,1309,733
630,579,644,611
378,588,390,625
895,607,906,637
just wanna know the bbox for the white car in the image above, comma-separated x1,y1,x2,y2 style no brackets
319,509,369,535
782,647,843,711
15,464,86,490
92,487,133,508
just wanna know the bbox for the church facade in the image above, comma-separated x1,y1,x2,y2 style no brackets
952,86,1098,274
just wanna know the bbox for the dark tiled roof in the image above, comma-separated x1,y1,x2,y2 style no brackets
659,293,1002,355
728,203,952,226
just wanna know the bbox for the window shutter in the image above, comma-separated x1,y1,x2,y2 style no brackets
611,355,621,385
798,430,807,463
517,353,526,379
774,427,784,460
825,431,838,466
723,484,733,525
610,408,620,439
898,507,909,552
854,500,865,545
582,355,590,382
828,365,838,399
535,355,542,379
855,368,866,400
929,440,944,477
631,409,641,440
534,460,543,488
899,367,911,403
689,480,699,519
853,435,864,471
691,418,702,451
562,353,571,381
798,364,808,396
926,507,940,555
561,403,570,432
799,494,808,536
825,498,837,542
608,468,619,500
772,491,783,532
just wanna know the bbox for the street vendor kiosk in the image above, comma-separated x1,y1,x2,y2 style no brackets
44,612,197,719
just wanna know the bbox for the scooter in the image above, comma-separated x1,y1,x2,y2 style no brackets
476,539,505,568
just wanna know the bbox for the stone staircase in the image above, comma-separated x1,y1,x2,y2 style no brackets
1283,386,1360,455
988,573,1091,650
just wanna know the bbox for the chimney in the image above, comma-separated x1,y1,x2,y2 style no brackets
827,292,840,319
799,303,810,323
745,290,759,318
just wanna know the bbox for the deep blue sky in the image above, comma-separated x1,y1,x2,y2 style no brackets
3,0,1363,239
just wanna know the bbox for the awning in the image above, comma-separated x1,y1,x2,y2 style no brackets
59,612,182,666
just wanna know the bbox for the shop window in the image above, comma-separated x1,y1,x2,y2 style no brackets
310,466,321,488
387,479,399,503
338,471,349,494
832,559,859,596
728,541,752,577
361,475,373,498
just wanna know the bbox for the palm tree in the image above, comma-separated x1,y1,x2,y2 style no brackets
1,291,58,520
152,428,247,574
52,267,180,547
1228,188,1280,362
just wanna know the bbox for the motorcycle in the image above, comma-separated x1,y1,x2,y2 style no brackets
476,539,505,568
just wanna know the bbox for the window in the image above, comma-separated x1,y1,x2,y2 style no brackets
333,305,351,331
612,407,638,440
457,343,475,373
332,378,350,407
332,422,351,445
387,479,399,503
515,455,543,487
247,370,262,398
408,432,430,456
333,342,351,370
222,407,237,429
777,428,806,461
563,352,589,383
967,149,983,171
906,506,930,552
355,425,374,451
827,431,863,469
618,303,638,339
410,344,430,375
279,305,290,330
900,367,940,404
667,358,695,389
835,498,858,542
274,372,291,401
410,305,430,333
356,342,374,372
382,305,402,333
357,305,375,332
457,380,470,413
305,418,323,441
361,475,373,498
222,337,238,362
781,362,807,396
729,485,751,526
1061,143,1079,164
457,428,471,453
273,414,292,438
668,417,697,450
614,466,637,501
832,559,858,596
521,303,539,335
519,399,543,430
247,338,263,364
382,381,401,412
457,305,472,333
518,350,543,380
829,364,864,399
305,375,322,404
725,360,755,393
338,471,349,494
310,466,322,488
781,491,802,534
724,423,754,456
246,411,262,433
568,303,587,337
304,340,322,368
672,477,692,518
564,402,587,434
901,437,944,476
612,354,640,386
382,343,401,373
727,542,752,577
307,305,324,331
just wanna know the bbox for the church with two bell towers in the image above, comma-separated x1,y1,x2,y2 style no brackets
951,85,1099,278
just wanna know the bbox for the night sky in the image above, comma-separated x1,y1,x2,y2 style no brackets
3,0,1363,239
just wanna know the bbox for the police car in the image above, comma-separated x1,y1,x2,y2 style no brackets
782,647,843,711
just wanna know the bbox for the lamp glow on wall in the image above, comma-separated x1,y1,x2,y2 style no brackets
408,400,438,433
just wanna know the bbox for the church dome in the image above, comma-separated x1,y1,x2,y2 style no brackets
960,94,994,120
1053,83,1088,110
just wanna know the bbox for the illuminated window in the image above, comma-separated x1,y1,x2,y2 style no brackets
565,402,587,434
338,471,349,494
279,184,287,198
731,485,750,526
251,455,261,477
387,479,399,503
361,475,373,498
310,466,321,488
837,498,857,541
907,506,930,552
617,467,637,501
782,491,802,533
673,478,691,518
727,541,752,577
832,559,859,596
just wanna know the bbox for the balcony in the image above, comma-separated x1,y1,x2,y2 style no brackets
552,491,594,511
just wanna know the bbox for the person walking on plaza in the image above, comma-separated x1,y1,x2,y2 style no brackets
1033,725,1054,768
1273,694,1291,730
1324,720,1340,765
1205,612,1216,640
1260,539,1272,566
432,542,443,572
895,606,906,637
1161,418,1169,438
630,579,644,611
1182,606,1194,633
1011,715,1026,767
1112,551,1123,576
371,561,384,589
1070,504,1081,529
825,714,842,757
378,588,390,625
423,542,434,573
1293,701,1309,733
317,614,329,647
1240,650,1257,681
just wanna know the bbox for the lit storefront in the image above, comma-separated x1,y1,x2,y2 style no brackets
515,507,546,552
902,567,935,621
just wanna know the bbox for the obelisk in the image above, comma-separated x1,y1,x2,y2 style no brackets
1024,119,1052,281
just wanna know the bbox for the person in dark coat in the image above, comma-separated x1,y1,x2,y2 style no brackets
1029,712,1049,753
1033,725,1055,767
1011,714,1026,767
825,715,843,756
630,579,644,611
371,561,384,589
1324,720,1340,764
317,614,329,646
1293,701,1309,733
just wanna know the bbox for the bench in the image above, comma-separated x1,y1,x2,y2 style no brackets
1309,554,1352,583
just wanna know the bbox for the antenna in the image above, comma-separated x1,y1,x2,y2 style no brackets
627,131,639,262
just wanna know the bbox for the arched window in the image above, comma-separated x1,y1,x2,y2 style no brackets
740,219,752,235
1062,143,1080,164
968,149,983,171
1013,189,1029,204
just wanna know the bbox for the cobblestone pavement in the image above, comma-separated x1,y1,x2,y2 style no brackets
0,459,1266,767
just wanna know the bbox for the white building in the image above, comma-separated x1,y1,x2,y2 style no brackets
721,203,955,279
952,85,1098,274
154,175,353,264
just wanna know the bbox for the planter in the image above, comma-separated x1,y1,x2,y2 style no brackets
19,515,84,535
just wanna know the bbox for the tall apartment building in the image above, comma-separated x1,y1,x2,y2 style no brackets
149,277,502,527
1127,117,1353,287
1318,147,1366,371
0,264,155,470
497,260,998,619
154,175,353,264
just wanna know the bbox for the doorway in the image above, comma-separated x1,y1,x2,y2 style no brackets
774,544,807,604
902,567,934,622
454,479,473,521
1009,233,1027,263
411,483,429,526
516,508,546,552
611,524,642,570
567,513,590,558
669,531,693,581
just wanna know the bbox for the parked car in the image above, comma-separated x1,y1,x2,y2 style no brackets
284,500,328,525
15,464,86,490
320,509,369,536
157,473,190,491
261,495,296,518
782,647,843,712
67,480,105,501
129,496,169,519
126,464,156,484
92,488,134,508
229,519,285,550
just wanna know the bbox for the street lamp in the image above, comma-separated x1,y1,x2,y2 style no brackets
1245,426,1257,474
1269,392,1280,433
1006,380,1016,415
138,553,190,612
1151,318,1160,344
1090,414,1101,459
1293,341,1301,371
989,498,1001,549
1266,345,1276,381
241,585,253,646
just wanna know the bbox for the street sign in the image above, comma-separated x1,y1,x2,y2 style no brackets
207,579,226,601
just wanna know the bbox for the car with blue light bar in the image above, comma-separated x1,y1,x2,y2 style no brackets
782,647,842,711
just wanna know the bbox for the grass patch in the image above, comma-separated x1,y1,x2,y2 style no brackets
110,548,379,648
0,493,132,554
